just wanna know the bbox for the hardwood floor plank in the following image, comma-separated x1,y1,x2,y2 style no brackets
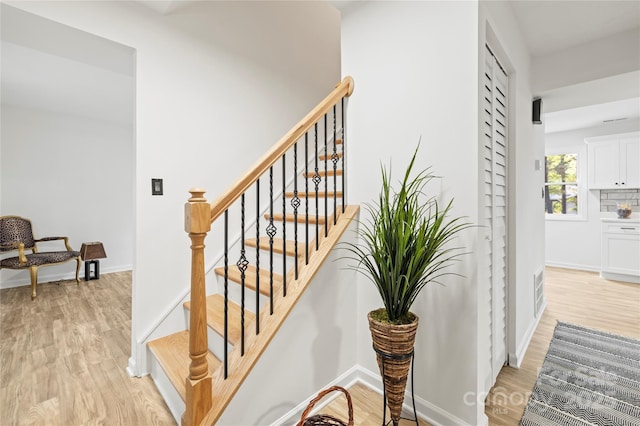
23,397,61,426
485,266,640,424
318,382,431,425
321,267,640,426
0,272,176,426
3,266,635,425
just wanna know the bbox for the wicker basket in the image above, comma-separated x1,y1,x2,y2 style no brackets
297,386,354,426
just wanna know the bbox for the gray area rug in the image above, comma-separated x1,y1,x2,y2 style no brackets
520,322,640,426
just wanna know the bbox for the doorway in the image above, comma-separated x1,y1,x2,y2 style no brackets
0,5,135,289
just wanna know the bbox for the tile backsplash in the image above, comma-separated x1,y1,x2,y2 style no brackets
600,189,640,212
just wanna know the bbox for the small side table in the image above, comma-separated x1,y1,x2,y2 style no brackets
80,242,107,281
85,260,100,281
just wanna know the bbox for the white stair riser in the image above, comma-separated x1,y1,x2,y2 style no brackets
257,219,337,246
183,308,234,362
148,354,184,424
220,246,299,278
215,278,268,316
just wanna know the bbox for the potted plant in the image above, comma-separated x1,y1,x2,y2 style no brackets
342,147,470,425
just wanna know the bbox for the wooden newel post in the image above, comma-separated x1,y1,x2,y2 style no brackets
183,188,213,426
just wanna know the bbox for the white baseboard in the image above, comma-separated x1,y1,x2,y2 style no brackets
0,264,132,289
510,299,547,368
271,365,473,426
270,365,362,426
356,367,474,426
126,356,138,377
600,271,640,284
544,261,599,273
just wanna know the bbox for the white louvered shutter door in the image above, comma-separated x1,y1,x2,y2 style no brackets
484,45,509,385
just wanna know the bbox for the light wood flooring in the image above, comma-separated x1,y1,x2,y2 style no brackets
321,267,640,425
485,266,640,425
1,267,638,425
0,272,175,425
315,382,431,426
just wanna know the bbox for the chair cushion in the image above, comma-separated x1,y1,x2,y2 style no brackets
0,251,80,268
0,216,35,252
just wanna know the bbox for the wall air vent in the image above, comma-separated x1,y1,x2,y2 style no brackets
534,268,544,317
603,117,628,123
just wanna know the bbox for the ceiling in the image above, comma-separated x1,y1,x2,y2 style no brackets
135,0,194,15
544,97,640,134
1,4,134,125
1,1,639,132
1,40,134,125
332,0,640,59
508,1,640,58
507,1,640,134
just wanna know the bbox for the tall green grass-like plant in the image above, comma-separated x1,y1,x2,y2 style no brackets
343,147,470,324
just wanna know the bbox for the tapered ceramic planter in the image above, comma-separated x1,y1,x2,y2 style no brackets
368,309,419,426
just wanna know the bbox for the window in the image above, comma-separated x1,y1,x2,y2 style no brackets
544,153,581,216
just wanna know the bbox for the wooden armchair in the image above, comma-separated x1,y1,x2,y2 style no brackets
0,215,81,300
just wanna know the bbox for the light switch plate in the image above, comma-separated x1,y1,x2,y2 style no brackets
152,178,163,196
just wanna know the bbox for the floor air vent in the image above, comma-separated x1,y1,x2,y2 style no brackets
534,268,544,317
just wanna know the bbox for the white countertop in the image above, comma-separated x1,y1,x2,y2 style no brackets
601,217,640,224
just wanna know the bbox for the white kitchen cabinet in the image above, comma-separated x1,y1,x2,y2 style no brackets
601,218,640,283
586,132,640,189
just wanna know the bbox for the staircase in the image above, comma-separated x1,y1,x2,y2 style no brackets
147,77,357,425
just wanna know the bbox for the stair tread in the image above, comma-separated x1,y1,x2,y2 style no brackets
265,213,325,225
246,237,305,257
303,169,342,178
318,152,343,161
148,330,221,402
284,191,343,198
184,294,255,345
214,265,283,297
201,205,360,425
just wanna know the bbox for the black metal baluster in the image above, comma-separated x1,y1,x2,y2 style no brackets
324,114,328,237
332,104,338,225
266,166,276,315
292,143,300,280
237,195,248,356
223,210,229,379
304,133,309,265
282,154,287,297
313,123,320,251
341,97,345,213
255,179,260,335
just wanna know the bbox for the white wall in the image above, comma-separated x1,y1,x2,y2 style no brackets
532,28,640,93
341,2,544,423
545,118,640,270
8,0,342,379
0,105,134,285
219,226,359,425
1,5,135,287
342,2,483,424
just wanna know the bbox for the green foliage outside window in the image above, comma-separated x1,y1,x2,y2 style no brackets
545,154,578,215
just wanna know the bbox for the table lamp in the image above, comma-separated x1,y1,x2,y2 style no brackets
80,242,107,281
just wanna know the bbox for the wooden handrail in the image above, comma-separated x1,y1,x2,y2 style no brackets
181,77,355,425
209,76,354,223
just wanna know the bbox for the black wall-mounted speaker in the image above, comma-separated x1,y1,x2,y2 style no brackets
532,98,542,125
